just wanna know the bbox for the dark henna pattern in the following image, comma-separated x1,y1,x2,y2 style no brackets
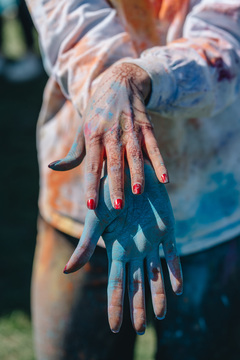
78,62,166,208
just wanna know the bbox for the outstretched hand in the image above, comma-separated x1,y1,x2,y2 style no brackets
64,161,182,334
49,63,168,210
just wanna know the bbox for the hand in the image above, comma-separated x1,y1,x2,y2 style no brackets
48,63,169,210
64,161,182,334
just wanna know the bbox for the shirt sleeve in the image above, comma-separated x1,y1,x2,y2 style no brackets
127,0,240,119
26,0,137,115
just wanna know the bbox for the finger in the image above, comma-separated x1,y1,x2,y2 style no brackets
128,261,146,335
108,260,126,333
105,131,124,209
162,233,183,295
146,251,166,319
85,136,104,209
64,211,106,274
125,85,147,195
142,127,169,184
125,134,144,195
48,125,85,171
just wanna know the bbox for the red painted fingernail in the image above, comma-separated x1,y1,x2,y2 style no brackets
133,184,142,195
63,264,68,274
161,174,169,184
114,199,123,210
87,199,95,210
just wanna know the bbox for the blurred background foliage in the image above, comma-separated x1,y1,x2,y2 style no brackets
0,15,156,360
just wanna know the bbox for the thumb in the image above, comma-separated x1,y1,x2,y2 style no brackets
63,210,106,274
48,125,85,171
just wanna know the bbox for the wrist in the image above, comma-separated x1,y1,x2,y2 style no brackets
125,63,151,101
111,62,151,101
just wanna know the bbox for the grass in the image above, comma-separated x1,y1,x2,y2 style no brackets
0,312,156,360
0,312,34,360
0,16,156,360
1,15,44,360
2,16,39,58
3,17,26,58
135,325,156,360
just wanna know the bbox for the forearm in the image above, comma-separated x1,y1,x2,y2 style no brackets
126,1,240,119
26,0,137,114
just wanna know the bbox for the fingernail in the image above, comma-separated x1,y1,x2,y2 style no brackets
114,199,123,210
48,160,60,169
156,315,165,320
161,173,169,184
133,183,142,195
136,331,145,336
111,328,120,334
176,290,183,296
63,264,69,274
87,199,96,210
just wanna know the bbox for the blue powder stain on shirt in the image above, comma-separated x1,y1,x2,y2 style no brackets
235,77,240,94
175,219,193,239
196,172,238,224
108,111,113,120
202,219,240,240
156,96,162,107
175,172,238,239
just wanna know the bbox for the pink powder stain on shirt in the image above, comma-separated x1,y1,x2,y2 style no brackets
212,58,235,82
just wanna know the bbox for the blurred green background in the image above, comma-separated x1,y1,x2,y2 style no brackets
0,16,156,360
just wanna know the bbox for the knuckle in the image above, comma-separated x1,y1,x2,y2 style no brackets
149,145,161,157
134,124,142,135
87,161,101,176
154,291,165,300
150,267,160,281
141,123,153,135
106,142,123,157
133,307,145,317
67,148,79,159
85,186,97,198
131,150,143,165
120,113,133,133
104,126,123,143
111,185,124,195
127,142,142,160
132,279,143,291
88,133,102,146
109,162,121,176
108,148,123,163
109,280,124,289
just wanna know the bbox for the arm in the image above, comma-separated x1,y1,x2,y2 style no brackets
27,0,168,207
28,1,179,331
127,0,240,119
47,0,240,209
26,0,137,113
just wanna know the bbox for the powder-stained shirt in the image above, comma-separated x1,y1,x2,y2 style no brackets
26,0,240,255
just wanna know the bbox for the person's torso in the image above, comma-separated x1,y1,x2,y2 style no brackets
37,0,240,253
